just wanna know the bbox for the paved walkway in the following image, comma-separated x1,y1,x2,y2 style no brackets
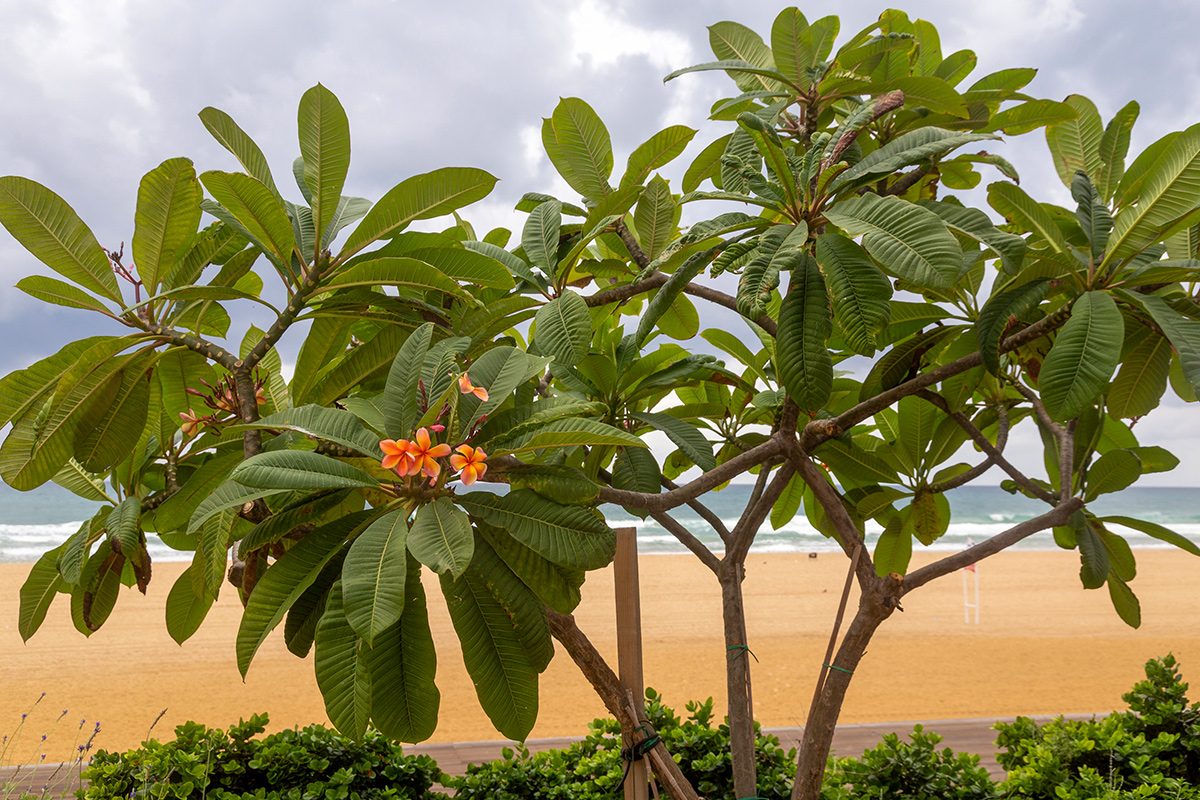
2,714,1098,795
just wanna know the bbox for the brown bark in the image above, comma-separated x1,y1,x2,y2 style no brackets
719,559,758,800
547,609,703,800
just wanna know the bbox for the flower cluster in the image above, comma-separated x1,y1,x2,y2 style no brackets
179,373,268,438
378,373,490,486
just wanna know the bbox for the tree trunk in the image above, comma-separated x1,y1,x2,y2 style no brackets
790,577,898,800
719,558,758,800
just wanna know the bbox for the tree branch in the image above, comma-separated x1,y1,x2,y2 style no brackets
596,436,784,514
925,399,1008,494
727,461,795,565
584,269,778,335
900,496,1085,593
245,256,330,370
141,323,240,370
651,510,721,573
661,475,731,543
614,220,651,270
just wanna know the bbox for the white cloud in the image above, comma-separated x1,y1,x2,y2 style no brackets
566,0,693,72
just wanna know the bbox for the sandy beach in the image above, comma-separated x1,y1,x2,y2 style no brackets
4,548,1200,762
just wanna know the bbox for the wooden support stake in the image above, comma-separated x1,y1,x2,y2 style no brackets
614,526,648,800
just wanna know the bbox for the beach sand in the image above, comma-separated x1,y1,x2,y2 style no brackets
4,548,1200,762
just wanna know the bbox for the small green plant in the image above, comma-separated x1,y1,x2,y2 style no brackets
1,695,101,800
821,725,997,800
78,714,445,800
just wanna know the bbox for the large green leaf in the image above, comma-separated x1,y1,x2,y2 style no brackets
1125,290,1200,396
365,553,439,743
542,98,613,201
231,405,382,458
237,511,373,676
1108,331,1171,418
621,126,697,188
73,359,154,472
1077,523,1109,589
533,291,591,368
1097,101,1139,201
1102,515,1200,557
814,438,901,485
829,128,994,192
18,550,65,642
133,157,202,293
630,411,716,472
408,498,474,579
1107,573,1141,628
987,182,1071,255
341,167,497,259
823,194,960,289
873,514,912,577
458,346,539,430
298,84,351,260
0,337,121,428
1040,292,1124,421
456,489,615,571
310,326,409,408
165,564,214,645
470,535,554,672
314,581,371,739
816,233,891,355
284,552,343,658
1045,95,1103,189
200,171,296,266
976,279,1051,374
319,257,467,299
1085,449,1141,501
291,317,352,406
381,322,434,440
1106,123,1200,264
775,253,832,413
634,175,677,261
15,275,113,314
199,106,281,198
405,246,514,290
187,480,286,535
343,508,408,646
477,523,584,614
708,20,785,91
232,450,377,491
919,200,1027,274
522,199,562,274
241,490,357,553
0,177,122,302
985,99,1079,135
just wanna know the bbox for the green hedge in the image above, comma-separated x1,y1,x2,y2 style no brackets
78,656,1200,800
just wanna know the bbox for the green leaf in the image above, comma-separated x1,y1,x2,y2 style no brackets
231,450,377,491
634,175,677,261
1045,95,1103,189
638,249,715,348
18,550,64,642
456,489,615,571
165,564,213,645
1128,445,1179,474
16,275,112,314
238,511,373,676
542,98,613,201
1130,294,1200,395
232,405,382,458
829,128,995,192
534,291,591,368
133,157,202,293
775,253,832,412
1040,292,1124,421
630,411,716,472
200,171,296,267
365,553,439,743
0,177,122,302
382,322,434,439
1106,123,1200,264
684,134,733,193
478,523,584,614
1073,171,1113,260
52,458,114,504
910,490,949,546
1097,101,1139,201
342,508,408,645
487,416,644,457
823,194,961,288
815,438,901,485
406,246,514,290
408,498,474,579
1102,515,1200,557
298,84,351,260
1077,523,1109,589
873,514,912,577
439,565,539,741
522,199,561,273
622,126,697,188
1085,449,1142,500
976,279,1051,374
284,552,343,658
314,581,371,739
701,329,769,384
188,480,285,535
987,182,1071,255
816,233,891,355
1107,573,1141,628
1109,332,1171,418
74,360,154,473
105,495,142,567
986,99,1079,135
319,257,468,299
341,167,497,259
198,106,281,198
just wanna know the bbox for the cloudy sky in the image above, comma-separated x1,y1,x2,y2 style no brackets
2,0,1198,485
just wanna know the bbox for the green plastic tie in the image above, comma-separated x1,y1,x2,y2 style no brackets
726,644,759,662
824,662,854,676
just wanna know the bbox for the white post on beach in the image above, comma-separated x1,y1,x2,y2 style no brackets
962,563,979,624
614,526,649,800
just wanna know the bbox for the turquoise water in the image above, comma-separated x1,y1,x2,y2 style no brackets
1,482,1196,563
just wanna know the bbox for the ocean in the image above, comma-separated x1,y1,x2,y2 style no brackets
1,483,1197,564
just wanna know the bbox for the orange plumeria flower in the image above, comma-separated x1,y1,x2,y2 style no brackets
450,445,488,486
406,427,452,479
457,372,489,401
380,439,415,475
179,410,202,439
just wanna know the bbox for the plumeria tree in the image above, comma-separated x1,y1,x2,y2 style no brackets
4,8,1200,800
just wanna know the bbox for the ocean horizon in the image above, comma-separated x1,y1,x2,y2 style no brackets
1,482,1197,565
